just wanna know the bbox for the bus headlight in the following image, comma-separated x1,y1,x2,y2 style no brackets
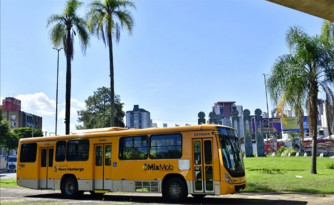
224,173,232,184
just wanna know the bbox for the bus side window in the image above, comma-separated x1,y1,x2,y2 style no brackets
20,143,37,163
41,149,47,167
66,140,89,161
56,141,66,162
150,134,182,159
119,136,148,160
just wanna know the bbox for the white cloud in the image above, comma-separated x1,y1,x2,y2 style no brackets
16,93,56,117
13,92,85,135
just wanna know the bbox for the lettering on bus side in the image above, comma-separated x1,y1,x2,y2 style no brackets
54,165,84,172
194,132,211,137
143,163,174,171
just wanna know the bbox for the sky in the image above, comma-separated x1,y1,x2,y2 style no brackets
0,0,325,136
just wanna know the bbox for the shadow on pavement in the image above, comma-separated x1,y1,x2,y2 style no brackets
26,193,307,205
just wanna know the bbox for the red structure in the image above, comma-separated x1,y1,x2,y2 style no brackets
214,101,236,118
2,97,21,111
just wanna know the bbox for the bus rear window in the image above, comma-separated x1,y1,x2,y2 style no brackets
20,143,37,162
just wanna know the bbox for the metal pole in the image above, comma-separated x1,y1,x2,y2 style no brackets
263,74,271,140
53,47,63,136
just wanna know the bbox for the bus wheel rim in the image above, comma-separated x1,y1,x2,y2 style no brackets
169,183,182,198
65,181,74,195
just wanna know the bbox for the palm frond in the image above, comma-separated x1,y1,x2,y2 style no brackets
114,10,134,34
87,2,107,45
64,0,83,17
73,17,90,54
321,20,334,45
117,0,136,10
286,26,307,50
87,0,135,43
115,22,121,42
47,14,65,27
49,23,66,46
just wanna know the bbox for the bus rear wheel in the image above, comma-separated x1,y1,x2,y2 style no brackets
163,178,187,202
61,177,79,198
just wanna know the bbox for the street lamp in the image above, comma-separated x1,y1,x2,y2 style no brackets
53,47,63,136
263,73,271,140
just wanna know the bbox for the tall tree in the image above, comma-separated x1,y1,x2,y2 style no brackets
47,0,89,134
77,87,125,129
321,21,334,137
268,54,308,144
268,23,334,174
87,0,135,127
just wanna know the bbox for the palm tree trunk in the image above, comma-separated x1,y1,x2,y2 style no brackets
108,33,115,127
65,27,72,135
308,80,318,174
298,97,304,144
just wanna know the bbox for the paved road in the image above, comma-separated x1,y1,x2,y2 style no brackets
0,172,16,179
1,187,334,205
1,173,333,204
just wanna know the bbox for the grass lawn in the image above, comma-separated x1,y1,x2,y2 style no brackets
0,178,18,188
244,157,334,193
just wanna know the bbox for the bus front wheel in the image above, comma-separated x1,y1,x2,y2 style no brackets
61,177,79,198
163,178,187,202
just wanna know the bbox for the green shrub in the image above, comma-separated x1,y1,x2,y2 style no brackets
276,147,296,157
326,162,334,169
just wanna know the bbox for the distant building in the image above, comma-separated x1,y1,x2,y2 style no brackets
210,101,235,126
163,123,168,128
1,97,42,130
235,105,244,137
1,97,43,157
126,105,152,129
151,123,158,128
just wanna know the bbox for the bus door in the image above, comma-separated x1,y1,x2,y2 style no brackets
193,139,214,194
39,147,54,189
94,144,112,190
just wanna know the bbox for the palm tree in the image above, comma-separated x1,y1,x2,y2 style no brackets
321,21,334,137
87,0,135,127
268,23,334,174
268,54,308,145
47,0,89,134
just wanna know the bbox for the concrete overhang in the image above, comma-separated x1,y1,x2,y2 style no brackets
267,0,334,22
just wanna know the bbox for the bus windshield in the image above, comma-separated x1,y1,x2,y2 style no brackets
217,127,244,177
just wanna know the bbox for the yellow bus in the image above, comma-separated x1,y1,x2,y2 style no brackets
17,125,245,202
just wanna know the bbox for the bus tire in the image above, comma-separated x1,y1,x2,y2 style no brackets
163,178,187,202
61,177,79,198
192,194,206,199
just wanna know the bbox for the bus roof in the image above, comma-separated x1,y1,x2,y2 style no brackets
19,124,232,143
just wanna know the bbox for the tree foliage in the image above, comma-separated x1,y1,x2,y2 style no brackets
268,21,334,174
87,0,135,127
13,127,43,138
0,118,19,155
77,87,125,129
0,119,10,145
